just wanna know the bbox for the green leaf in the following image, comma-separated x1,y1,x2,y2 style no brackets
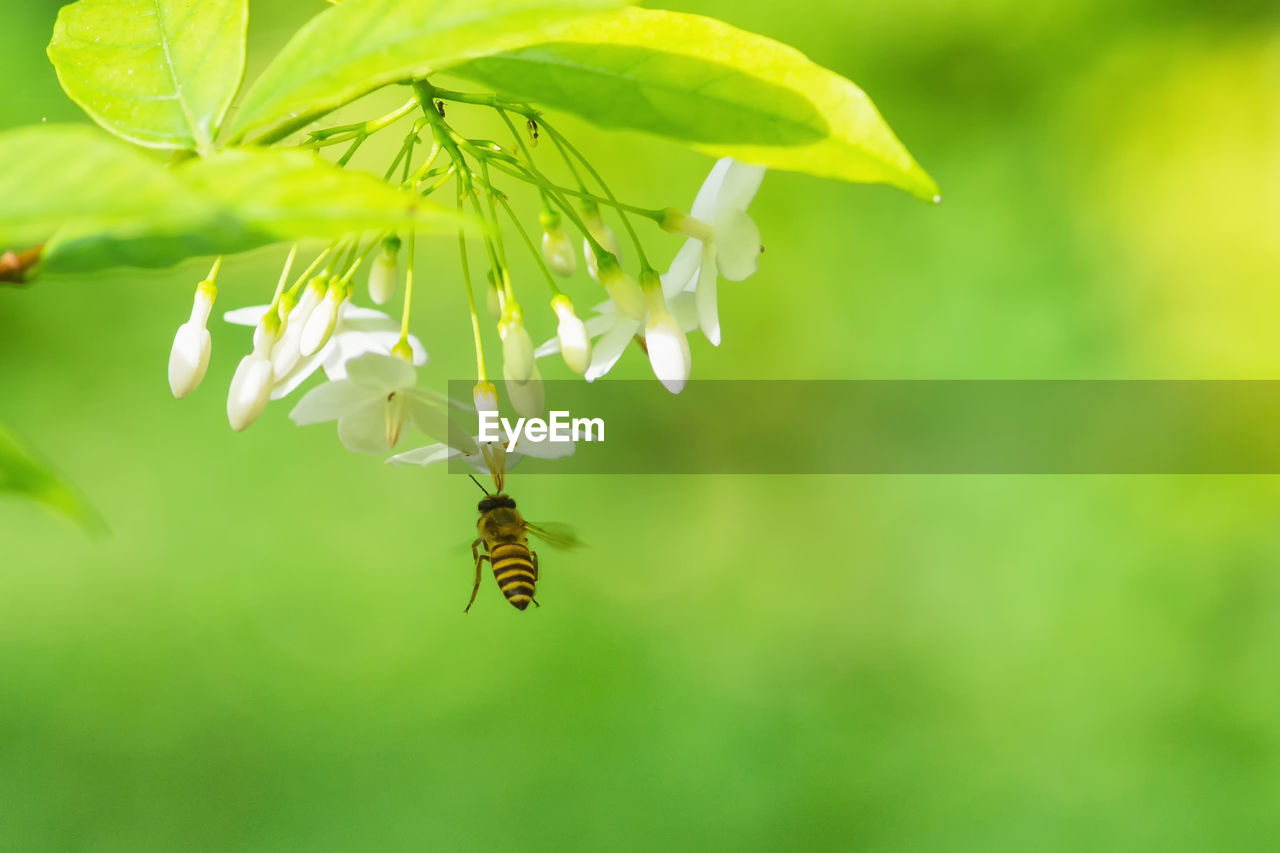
0,425,101,530
230,0,624,145
45,147,467,272
47,0,248,152
0,125,202,249
449,8,939,201
0,125,466,272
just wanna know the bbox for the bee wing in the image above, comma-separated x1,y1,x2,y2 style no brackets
525,522,583,551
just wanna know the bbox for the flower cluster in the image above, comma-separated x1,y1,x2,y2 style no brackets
166,85,765,463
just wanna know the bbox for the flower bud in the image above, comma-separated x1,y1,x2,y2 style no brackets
582,208,621,281
504,361,545,419
541,225,576,278
597,257,646,321
271,277,324,377
643,288,691,395
473,381,499,418
227,353,275,431
300,279,344,357
253,311,277,354
368,236,401,305
168,280,215,399
486,283,502,319
500,307,535,384
551,295,591,375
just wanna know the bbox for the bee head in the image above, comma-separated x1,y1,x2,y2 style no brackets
478,495,517,513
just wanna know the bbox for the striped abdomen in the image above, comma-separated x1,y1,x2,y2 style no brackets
490,540,537,610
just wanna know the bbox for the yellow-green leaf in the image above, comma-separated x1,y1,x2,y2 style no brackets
47,0,248,152
0,425,100,530
0,125,203,249
230,0,624,145
450,8,939,200
44,148,468,272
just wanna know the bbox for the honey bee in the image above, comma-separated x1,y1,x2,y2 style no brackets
467,443,577,612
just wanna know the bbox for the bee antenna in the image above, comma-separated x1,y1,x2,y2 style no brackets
468,474,492,496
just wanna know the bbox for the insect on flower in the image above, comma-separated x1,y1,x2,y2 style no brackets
467,443,578,613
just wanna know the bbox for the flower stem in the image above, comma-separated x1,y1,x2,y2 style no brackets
305,98,419,149
269,245,298,307
540,119,653,271
286,245,334,296
399,230,415,346
493,190,562,297
458,184,488,382
413,80,507,290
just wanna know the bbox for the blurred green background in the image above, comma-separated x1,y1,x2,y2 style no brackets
4,0,1280,850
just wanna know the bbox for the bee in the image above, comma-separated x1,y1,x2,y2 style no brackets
467,444,577,612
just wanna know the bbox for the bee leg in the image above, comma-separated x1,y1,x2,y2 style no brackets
466,539,488,613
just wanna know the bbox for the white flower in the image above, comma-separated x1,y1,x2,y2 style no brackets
596,256,646,321
301,282,345,356
663,158,765,346
224,301,425,400
551,295,591,375
388,436,574,472
582,209,621,281
227,318,278,432
269,278,324,378
288,352,472,455
368,247,399,305
473,380,499,417
541,224,576,277
499,310,535,383
643,289,691,394
504,361,545,418
535,295,700,384
168,281,215,399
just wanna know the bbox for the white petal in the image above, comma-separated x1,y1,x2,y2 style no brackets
556,312,592,375
345,352,415,390
300,293,340,356
695,242,721,346
169,323,211,399
501,322,536,383
271,344,330,400
271,323,306,380
337,399,393,455
534,334,562,359
337,305,400,332
585,317,641,382
584,312,617,338
667,293,699,332
662,237,703,299
691,158,733,220
387,443,459,468
644,313,691,394
368,253,398,305
227,355,274,432
515,437,577,460
715,161,766,212
504,363,545,418
405,390,478,455
288,379,372,425
542,228,576,277
223,305,270,327
601,269,647,321
713,209,762,281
